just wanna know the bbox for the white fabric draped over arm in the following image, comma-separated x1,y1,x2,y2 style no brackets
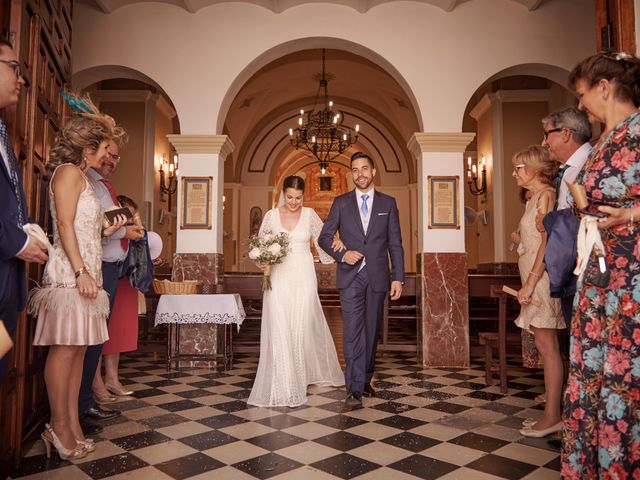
309,208,335,265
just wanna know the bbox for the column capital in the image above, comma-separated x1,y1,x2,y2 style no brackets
407,132,476,156
167,134,235,157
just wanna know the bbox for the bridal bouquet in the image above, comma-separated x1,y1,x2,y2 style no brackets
247,230,290,290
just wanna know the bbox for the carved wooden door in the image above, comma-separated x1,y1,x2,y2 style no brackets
0,0,72,473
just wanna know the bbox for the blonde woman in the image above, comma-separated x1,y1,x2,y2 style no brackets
511,145,565,438
29,99,127,460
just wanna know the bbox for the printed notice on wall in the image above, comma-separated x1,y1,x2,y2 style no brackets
181,177,212,229
428,176,459,229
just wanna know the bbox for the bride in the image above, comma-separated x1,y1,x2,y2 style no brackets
247,175,345,407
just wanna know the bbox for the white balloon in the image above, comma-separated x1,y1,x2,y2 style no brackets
147,231,163,260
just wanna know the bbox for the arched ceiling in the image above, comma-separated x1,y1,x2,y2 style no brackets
223,48,420,184
80,0,547,14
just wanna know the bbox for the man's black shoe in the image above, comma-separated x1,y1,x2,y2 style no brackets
79,419,103,436
363,384,376,397
344,392,362,407
81,405,121,421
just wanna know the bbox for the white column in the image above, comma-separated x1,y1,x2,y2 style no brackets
167,135,235,254
407,133,476,253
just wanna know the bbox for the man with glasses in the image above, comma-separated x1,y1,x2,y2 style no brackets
541,107,592,211
540,107,591,450
0,39,48,384
79,140,144,434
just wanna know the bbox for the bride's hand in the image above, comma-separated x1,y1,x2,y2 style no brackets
332,238,346,252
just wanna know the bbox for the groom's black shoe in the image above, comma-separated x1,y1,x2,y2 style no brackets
345,392,362,407
363,384,376,397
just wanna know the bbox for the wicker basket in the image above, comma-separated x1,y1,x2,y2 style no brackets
153,279,201,295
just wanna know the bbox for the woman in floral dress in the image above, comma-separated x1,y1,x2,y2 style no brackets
561,52,640,479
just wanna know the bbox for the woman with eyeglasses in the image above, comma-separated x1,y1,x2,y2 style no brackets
511,145,565,439
561,52,640,480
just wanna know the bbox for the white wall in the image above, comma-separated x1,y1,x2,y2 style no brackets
73,0,595,136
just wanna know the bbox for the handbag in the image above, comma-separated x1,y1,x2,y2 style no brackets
582,246,610,288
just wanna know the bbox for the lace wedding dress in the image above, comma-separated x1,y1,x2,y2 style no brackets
247,207,344,407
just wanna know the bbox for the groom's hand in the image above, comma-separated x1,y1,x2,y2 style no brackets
342,250,363,265
390,281,403,301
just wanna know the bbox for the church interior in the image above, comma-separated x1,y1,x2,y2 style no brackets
1,0,638,478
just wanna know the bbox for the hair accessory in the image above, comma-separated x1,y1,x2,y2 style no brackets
615,52,633,61
61,91,95,114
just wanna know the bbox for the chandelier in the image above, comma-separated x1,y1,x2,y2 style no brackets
289,49,359,174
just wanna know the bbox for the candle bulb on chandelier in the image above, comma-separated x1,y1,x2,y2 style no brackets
329,101,333,108
355,124,360,132
343,134,347,141
472,164,477,175
467,157,472,169
298,118,302,126
300,109,304,115
289,128,293,137
312,136,316,143
481,156,487,171
169,163,174,177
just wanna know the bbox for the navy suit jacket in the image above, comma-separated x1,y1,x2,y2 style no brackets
543,208,579,298
0,143,29,311
318,190,404,292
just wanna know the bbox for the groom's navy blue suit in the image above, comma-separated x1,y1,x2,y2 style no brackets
319,189,404,395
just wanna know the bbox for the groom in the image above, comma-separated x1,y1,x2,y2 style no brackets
319,152,404,407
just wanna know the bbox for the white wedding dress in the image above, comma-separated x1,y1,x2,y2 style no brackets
247,207,344,407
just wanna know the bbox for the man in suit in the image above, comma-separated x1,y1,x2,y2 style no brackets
78,140,144,433
319,152,404,407
0,39,48,384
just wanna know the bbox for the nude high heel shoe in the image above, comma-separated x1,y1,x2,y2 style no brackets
105,382,134,396
41,424,87,460
76,438,96,453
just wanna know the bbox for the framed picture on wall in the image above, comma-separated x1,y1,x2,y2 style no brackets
181,176,213,229
428,176,459,229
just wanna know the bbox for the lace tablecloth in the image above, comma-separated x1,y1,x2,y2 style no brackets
154,294,246,329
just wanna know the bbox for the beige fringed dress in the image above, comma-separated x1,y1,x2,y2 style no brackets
29,164,109,346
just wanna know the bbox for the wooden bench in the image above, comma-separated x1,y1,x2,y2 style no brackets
468,276,521,394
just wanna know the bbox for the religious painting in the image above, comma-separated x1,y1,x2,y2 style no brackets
250,207,262,236
319,176,332,192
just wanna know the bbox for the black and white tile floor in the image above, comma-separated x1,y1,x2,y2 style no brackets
11,353,560,480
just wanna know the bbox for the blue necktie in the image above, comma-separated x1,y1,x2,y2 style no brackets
0,121,24,227
361,194,369,216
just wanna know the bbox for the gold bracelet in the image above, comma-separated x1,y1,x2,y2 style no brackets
529,271,541,278
75,266,88,279
628,211,635,229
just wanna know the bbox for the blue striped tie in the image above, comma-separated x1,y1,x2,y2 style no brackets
0,121,24,227
361,194,369,216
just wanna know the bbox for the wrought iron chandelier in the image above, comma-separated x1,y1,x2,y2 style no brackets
289,49,359,174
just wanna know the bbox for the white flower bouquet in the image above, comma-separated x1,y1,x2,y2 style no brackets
247,230,290,290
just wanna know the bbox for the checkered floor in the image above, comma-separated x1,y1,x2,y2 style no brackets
11,352,560,480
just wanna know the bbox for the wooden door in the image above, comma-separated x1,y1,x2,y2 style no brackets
596,0,636,53
0,0,72,474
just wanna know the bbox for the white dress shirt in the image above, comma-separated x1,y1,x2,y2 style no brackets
558,142,592,210
356,187,374,234
87,168,128,262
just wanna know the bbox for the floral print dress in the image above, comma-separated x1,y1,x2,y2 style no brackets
561,112,640,479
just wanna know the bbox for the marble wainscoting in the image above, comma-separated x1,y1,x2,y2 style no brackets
170,253,226,367
417,252,470,367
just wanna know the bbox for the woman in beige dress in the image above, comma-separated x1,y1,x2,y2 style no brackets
29,101,126,460
511,145,565,438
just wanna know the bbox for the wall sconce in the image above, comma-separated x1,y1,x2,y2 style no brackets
467,155,487,196
159,154,179,210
